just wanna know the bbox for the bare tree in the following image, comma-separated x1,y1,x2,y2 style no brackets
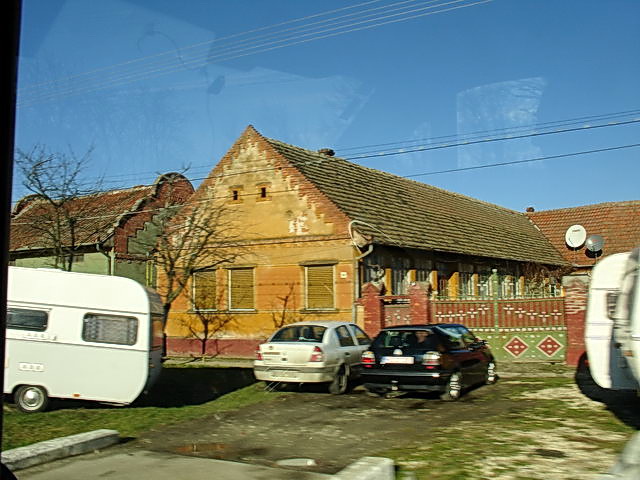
136,185,245,356
13,145,103,270
271,282,303,329
181,290,234,359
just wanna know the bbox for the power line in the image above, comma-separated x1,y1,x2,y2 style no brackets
18,0,387,93
17,0,490,108
343,117,640,160
406,142,640,178
12,141,640,224
335,108,640,153
11,107,640,194
17,0,472,105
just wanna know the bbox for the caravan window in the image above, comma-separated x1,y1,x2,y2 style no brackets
82,314,138,346
7,308,48,331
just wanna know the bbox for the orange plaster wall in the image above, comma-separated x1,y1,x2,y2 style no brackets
164,131,360,345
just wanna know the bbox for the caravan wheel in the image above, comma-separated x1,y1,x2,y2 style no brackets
15,385,49,413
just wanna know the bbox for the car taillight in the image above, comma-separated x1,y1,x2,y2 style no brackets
362,350,375,367
309,346,324,362
255,347,263,361
422,351,441,369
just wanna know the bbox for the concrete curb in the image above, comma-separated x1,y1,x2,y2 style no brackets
2,429,120,471
333,457,395,480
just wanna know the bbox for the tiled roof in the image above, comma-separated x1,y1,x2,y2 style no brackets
10,185,155,251
527,201,640,265
263,134,566,266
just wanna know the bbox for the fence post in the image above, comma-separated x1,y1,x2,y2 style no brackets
491,268,500,333
563,275,589,367
409,282,431,324
362,282,385,337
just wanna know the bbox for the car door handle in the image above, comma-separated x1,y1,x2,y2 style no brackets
344,352,351,356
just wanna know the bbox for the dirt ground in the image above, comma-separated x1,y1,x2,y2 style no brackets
120,361,640,478
134,382,508,473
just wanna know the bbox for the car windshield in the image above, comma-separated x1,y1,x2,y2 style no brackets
372,330,441,351
270,325,326,343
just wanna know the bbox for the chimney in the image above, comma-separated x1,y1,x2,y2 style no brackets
317,148,335,157
526,206,535,212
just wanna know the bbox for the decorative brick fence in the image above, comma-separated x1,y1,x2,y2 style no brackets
361,280,587,366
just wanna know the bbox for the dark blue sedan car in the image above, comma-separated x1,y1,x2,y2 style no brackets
361,323,497,400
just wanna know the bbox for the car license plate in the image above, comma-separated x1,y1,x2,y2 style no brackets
270,370,294,378
381,356,414,365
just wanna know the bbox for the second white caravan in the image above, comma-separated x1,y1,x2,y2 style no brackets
585,249,640,391
5,267,164,412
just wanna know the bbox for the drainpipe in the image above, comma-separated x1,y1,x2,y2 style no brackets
348,220,375,324
352,244,374,324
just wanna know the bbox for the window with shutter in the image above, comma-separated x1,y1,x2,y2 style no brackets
192,270,217,311
306,265,334,309
229,268,254,310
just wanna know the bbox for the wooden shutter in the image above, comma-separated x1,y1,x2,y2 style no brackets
230,268,254,310
306,265,334,309
193,270,216,310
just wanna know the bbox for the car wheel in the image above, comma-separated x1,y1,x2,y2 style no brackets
440,372,462,401
15,385,49,413
328,365,348,395
365,387,387,397
485,360,498,385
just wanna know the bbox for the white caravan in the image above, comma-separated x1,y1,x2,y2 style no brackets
585,248,640,390
5,267,164,412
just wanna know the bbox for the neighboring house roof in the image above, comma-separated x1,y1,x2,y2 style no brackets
10,173,189,252
259,130,566,266
527,201,640,265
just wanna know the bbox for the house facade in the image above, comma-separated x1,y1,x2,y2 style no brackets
164,126,567,357
10,172,194,286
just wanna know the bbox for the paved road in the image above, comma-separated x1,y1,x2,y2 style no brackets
16,448,330,480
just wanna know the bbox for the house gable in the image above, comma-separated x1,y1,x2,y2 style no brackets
192,125,355,242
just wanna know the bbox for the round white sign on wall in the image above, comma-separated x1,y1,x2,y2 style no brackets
565,225,587,248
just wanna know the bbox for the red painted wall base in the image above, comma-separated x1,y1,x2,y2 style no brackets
167,337,260,358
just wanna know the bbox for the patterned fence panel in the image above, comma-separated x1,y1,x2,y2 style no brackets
377,291,566,363
493,298,566,363
431,297,566,363
431,299,494,329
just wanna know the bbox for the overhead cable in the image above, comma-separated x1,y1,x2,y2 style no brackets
12,141,640,224
17,0,491,108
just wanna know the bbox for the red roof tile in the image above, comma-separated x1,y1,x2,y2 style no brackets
10,185,155,251
527,201,640,265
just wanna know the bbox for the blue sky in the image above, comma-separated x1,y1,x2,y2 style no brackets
14,0,640,212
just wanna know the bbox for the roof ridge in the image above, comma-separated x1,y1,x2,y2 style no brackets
529,199,640,214
264,136,523,216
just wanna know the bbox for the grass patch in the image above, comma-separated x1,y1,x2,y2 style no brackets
380,377,635,480
3,375,281,451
